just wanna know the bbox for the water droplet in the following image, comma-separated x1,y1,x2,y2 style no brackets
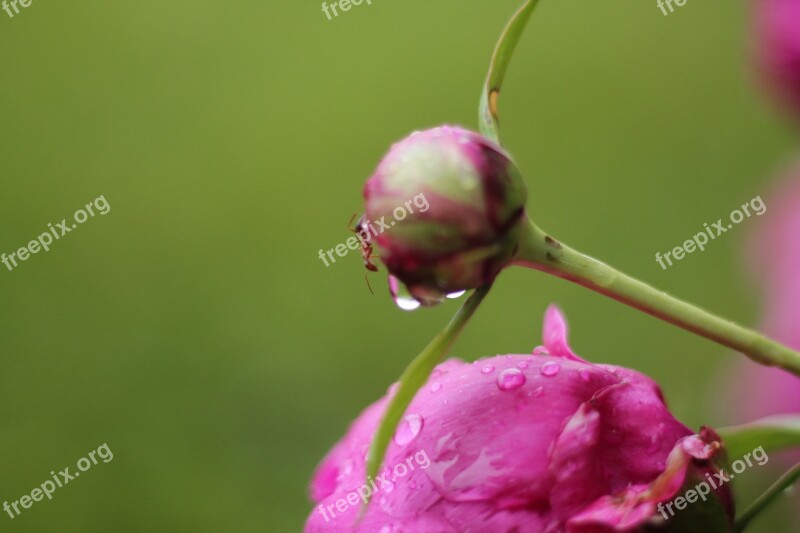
532,346,549,355
430,382,442,393
395,296,421,311
578,368,590,382
394,414,424,446
541,361,561,377
481,364,495,374
533,386,544,397
446,290,466,299
516,361,529,369
496,368,527,391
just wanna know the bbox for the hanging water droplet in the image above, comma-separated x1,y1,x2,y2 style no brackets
496,368,527,391
445,290,467,299
541,361,561,377
394,414,424,446
395,296,421,311
481,364,495,374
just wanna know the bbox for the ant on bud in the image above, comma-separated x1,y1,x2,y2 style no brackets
348,213,379,294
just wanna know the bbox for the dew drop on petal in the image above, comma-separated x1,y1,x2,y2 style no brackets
496,368,527,391
394,414,424,446
578,368,590,382
541,361,561,377
481,364,495,375
516,361,529,369
533,386,544,397
532,346,549,355
430,382,442,393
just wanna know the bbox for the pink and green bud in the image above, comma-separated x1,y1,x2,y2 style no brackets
363,125,527,307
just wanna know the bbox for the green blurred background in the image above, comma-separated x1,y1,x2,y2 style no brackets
0,1,796,531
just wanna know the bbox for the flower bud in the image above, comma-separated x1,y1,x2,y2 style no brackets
362,125,527,306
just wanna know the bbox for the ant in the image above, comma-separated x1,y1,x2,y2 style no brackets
348,212,379,294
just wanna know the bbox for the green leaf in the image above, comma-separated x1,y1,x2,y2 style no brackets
479,0,542,144
717,415,800,460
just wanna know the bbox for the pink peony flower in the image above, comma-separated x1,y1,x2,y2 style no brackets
306,307,734,532
362,125,527,307
753,0,800,120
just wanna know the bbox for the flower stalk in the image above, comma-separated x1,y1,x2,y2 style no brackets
513,220,800,376
364,283,492,490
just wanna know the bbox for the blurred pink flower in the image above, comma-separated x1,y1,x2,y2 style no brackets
726,162,800,425
753,0,800,120
306,307,733,532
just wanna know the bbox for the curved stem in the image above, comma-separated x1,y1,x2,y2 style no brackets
512,219,800,376
734,463,800,532
479,0,542,144
364,283,493,501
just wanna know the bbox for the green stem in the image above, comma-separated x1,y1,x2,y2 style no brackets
512,219,800,376
479,0,541,143
364,283,493,492
734,463,800,532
